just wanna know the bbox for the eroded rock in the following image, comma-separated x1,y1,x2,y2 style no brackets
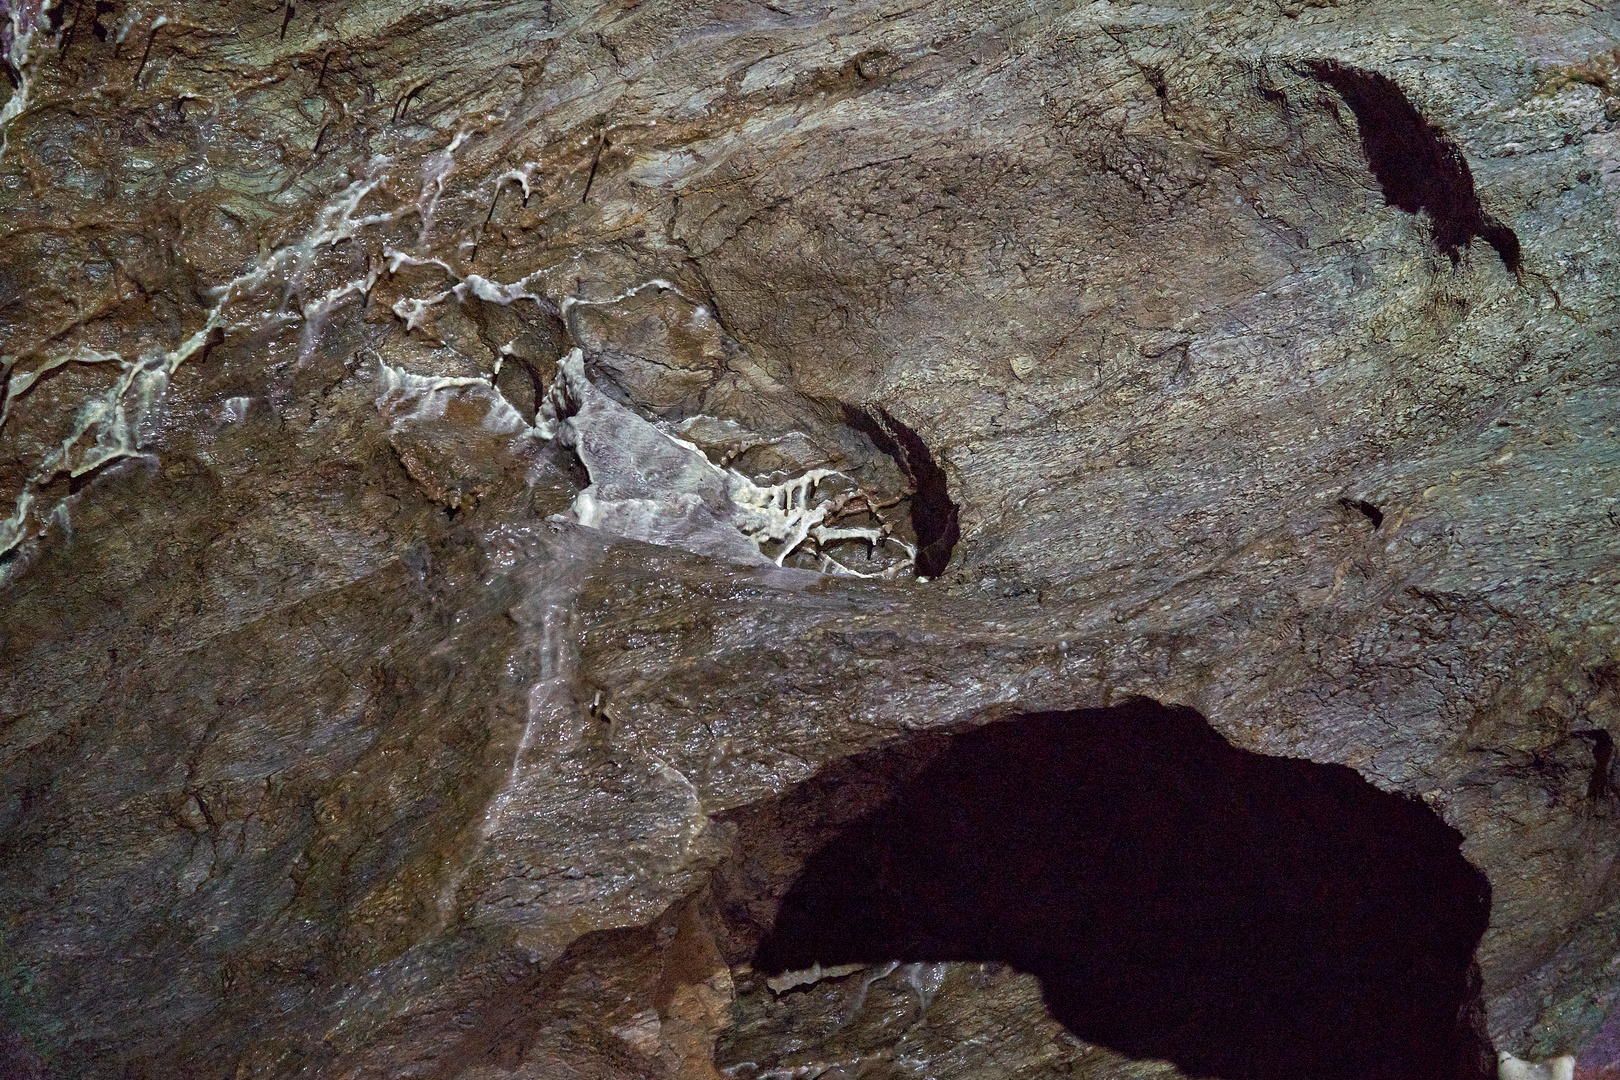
1,0,1618,1076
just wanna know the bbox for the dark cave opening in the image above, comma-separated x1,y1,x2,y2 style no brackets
1307,61,1521,272
751,701,1494,1080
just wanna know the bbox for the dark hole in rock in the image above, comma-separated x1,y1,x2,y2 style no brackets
839,403,960,578
1341,496,1384,529
1146,66,1169,99
1574,729,1615,800
751,700,1494,1080
1307,61,1521,271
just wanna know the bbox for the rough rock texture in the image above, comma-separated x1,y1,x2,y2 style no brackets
1,0,1618,1076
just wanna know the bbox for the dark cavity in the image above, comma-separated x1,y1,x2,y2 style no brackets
1341,496,1384,529
840,403,960,579
752,700,1495,1080
1309,61,1521,271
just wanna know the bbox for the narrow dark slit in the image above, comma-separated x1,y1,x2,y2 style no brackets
840,403,960,579
68,456,131,495
1307,60,1521,272
747,700,1495,1080
1574,729,1615,800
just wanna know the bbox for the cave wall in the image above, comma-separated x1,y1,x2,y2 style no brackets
0,0,1618,1075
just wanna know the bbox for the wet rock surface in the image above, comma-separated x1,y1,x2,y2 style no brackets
0,0,1618,1076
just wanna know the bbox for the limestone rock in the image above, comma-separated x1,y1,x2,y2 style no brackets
1,0,1618,1076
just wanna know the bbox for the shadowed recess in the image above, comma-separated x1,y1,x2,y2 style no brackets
839,403,960,578
754,701,1494,1080
1308,60,1521,271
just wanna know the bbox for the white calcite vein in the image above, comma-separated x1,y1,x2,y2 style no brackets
0,0,45,166
0,155,411,570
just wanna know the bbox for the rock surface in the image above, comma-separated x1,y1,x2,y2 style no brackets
0,0,1618,1076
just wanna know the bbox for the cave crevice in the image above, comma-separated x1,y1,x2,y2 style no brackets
838,402,961,579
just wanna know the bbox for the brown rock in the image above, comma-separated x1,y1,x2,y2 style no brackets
1,0,1618,1076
